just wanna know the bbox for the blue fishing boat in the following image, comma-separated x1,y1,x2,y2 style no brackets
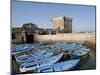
19,53,63,72
72,47,90,58
37,59,80,73
15,49,55,64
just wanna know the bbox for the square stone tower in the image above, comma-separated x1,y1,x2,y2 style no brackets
51,16,72,33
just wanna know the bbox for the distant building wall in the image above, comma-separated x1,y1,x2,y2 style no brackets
12,32,22,43
64,17,72,32
51,16,72,33
12,23,37,44
35,33,95,43
12,32,35,44
52,16,64,30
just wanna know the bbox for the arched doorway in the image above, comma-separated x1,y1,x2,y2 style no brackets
26,34,34,43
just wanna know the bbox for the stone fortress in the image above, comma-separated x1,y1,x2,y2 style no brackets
51,16,72,33
12,16,72,44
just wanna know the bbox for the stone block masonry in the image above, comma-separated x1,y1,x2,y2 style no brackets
51,16,72,33
35,33,95,43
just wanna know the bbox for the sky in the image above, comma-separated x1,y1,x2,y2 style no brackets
12,0,96,32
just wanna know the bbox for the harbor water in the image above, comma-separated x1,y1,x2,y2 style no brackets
78,48,96,70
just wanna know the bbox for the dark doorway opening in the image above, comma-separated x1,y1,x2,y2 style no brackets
21,36,25,44
26,34,34,43
58,27,60,30
12,33,16,40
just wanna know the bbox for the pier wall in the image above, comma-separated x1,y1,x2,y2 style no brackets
35,33,95,43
